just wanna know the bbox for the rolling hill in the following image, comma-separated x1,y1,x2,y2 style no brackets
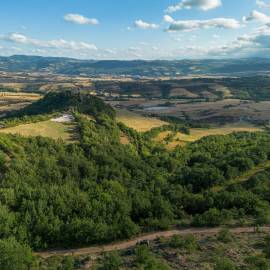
0,55,270,77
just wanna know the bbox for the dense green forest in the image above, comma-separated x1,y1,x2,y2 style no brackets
1,92,270,269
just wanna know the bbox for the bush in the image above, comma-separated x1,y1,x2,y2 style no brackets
62,256,75,270
255,208,270,226
184,234,199,253
143,257,171,270
0,237,33,270
245,255,270,270
193,208,233,227
214,257,238,270
135,245,151,265
134,245,171,270
263,235,270,259
169,234,198,253
97,251,122,270
217,228,232,243
169,235,184,248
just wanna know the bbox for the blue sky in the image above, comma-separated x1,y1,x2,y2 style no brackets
0,0,270,59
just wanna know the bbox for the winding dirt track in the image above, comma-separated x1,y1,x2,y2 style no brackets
37,226,270,258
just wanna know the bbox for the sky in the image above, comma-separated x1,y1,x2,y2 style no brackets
0,0,270,60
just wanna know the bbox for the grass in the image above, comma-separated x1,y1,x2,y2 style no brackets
120,132,130,145
153,124,263,149
0,120,77,142
116,108,167,132
0,92,42,101
212,160,270,192
231,160,270,184
40,231,270,270
175,125,263,143
0,92,42,114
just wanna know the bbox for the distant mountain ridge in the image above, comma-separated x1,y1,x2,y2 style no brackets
0,55,270,76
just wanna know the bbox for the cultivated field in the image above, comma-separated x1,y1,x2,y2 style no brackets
111,98,270,124
0,91,42,100
116,108,167,132
0,92,42,116
175,125,263,142
155,124,263,148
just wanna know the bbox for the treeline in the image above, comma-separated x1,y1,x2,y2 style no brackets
143,124,190,140
0,91,115,128
0,114,53,128
3,91,115,120
223,76,270,101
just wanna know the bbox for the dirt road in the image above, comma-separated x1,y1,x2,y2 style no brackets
37,226,270,258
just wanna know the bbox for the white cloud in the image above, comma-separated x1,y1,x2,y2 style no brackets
134,20,159,29
257,0,270,8
165,16,241,31
128,46,141,52
165,0,222,13
64,14,99,25
1,33,97,51
5,33,29,44
103,49,117,55
164,15,175,23
206,26,270,57
243,10,270,23
253,34,270,47
128,48,142,58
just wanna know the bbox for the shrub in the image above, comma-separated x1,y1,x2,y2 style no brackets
193,208,233,227
135,245,171,270
143,257,171,270
169,235,184,248
184,234,199,253
135,245,151,265
214,257,237,270
169,234,198,253
62,256,74,270
217,228,232,243
245,255,270,270
0,237,33,270
97,251,122,270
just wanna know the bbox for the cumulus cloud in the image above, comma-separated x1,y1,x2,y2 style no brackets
64,14,99,25
165,0,222,13
257,0,270,8
164,15,175,23
128,47,142,58
164,16,241,31
243,10,270,23
253,34,270,47
134,20,159,29
1,33,97,51
103,49,117,55
206,26,270,57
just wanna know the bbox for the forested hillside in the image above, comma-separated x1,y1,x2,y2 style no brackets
0,55,270,76
1,92,270,269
